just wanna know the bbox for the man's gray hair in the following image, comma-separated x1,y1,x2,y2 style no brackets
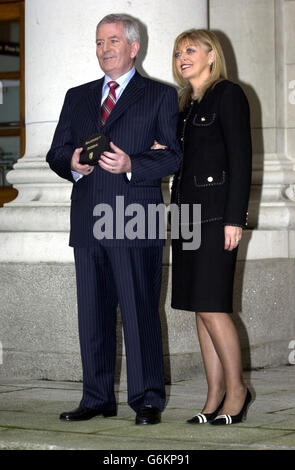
96,14,140,44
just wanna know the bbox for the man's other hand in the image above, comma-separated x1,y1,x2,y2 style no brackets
99,142,131,174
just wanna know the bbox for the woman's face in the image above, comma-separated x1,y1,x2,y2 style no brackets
175,40,212,83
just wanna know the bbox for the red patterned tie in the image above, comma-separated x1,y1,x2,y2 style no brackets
101,80,119,126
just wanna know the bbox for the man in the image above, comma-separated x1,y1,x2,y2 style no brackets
46,14,181,425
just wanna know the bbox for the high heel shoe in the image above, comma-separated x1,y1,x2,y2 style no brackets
210,388,252,425
186,394,225,424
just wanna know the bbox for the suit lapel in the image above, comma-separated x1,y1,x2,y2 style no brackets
103,71,146,132
87,78,104,132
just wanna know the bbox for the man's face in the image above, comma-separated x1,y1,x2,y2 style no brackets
96,22,139,79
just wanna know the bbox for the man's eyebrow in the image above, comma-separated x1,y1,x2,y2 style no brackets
96,35,120,41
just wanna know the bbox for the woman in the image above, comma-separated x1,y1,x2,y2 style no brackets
171,29,252,425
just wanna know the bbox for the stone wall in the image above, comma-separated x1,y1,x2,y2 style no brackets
1,256,294,383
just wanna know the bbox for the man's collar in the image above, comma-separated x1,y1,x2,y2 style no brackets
103,66,136,87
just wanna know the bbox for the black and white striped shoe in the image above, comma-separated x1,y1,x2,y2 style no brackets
210,389,252,426
186,395,225,424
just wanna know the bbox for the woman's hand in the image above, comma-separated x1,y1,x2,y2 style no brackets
150,140,167,150
224,225,242,251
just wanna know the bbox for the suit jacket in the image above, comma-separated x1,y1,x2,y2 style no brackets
171,80,252,228
46,71,182,247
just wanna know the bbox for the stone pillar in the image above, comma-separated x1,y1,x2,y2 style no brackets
210,0,295,232
285,0,295,193
0,0,208,380
250,0,295,230
0,0,207,262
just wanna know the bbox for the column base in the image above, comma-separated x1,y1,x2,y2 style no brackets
0,229,294,263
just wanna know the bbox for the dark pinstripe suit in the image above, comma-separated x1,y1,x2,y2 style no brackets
46,71,182,411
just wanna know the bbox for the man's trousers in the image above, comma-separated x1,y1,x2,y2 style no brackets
74,244,166,412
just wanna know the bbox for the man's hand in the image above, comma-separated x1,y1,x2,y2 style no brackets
99,142,131,174
224,225,242,251
71,148,94,176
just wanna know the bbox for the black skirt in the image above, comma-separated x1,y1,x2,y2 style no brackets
171,221,238,313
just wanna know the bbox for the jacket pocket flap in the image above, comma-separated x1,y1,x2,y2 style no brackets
193,112,216,126
194,170,226,187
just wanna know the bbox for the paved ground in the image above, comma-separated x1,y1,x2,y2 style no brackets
0,365,294,451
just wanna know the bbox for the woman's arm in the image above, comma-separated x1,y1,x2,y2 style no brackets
220,83,252,230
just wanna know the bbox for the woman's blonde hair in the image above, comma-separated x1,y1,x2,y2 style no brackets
172,29,228,111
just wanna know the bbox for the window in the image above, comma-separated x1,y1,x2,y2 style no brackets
0,0,24,206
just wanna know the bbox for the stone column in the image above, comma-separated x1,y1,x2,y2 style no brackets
0,0,207,262
249,0,295,231
284,0,295,203
0,0,208,380
210,0,295,235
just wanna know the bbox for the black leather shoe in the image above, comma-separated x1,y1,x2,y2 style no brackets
59,406,117,421
135,405,161,425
